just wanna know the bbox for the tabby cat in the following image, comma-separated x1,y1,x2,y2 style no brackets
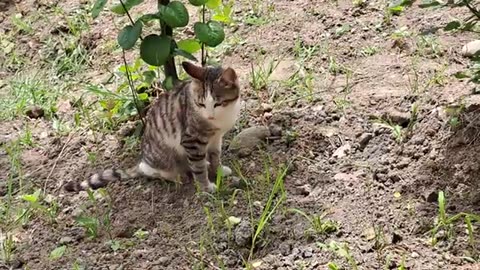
64,61,241,193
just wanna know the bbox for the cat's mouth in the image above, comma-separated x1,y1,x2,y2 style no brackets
207,116,215,120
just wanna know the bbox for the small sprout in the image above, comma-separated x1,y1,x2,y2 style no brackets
134,229,149,240
225,216,241,228
49,245,66,260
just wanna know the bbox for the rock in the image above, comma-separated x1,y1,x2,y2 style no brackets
278,242,291,256
303,247,313,258
424,189,438,203
153,257,170,266
261,103,273,112
59,236,74,245
296,184,311,196
462,40,480,57
117,121,139,137
25,106,44,119
384,109,410,126
358,133,373,150
230,126,271,157
234,220,252,247
333,173,357,183
332,143,352,159
268,124,282,137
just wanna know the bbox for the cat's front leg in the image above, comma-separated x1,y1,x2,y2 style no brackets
182,135,216,192
207,135,232,182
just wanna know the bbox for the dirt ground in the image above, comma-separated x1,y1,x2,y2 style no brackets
1,0,480,269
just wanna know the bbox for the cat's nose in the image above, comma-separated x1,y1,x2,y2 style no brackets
208,116,215,120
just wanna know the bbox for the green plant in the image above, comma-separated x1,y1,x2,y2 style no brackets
288,208,338,238
93,0,232,89
247,162,288,261
10,13,33,34
431,191,480,252
318,241,358,270
249,58,280,92
75,188,113,239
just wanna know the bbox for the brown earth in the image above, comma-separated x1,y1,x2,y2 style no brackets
1,0,480,269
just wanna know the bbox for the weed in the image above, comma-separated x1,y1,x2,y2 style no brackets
0,72,64,120
360,45,379,57
318,241,359,270
293,39,319,63
288,208,338,238
431,191,480,253
249,58,280,92
283,68,316,103
247,162,289,261
416,35,443,58
10,13,33,35
75,188,113,239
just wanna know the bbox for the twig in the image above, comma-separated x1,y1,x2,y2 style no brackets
184,247,222,270
44,132,74,194
201,4,207,66
464,0,480,20
122,49,146,126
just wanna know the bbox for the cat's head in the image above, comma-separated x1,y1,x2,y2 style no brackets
182,61,240,121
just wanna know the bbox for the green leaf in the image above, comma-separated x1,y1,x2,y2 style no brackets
139,13,161,23
21,189,41,203
194,21,225,47
110,0,143,15
444,21,461,31
206,0,221,9
173,48,198,62
137,93,149,100
92,0,108,18
117,20,143,50
142,70,156,84
161,1,189,28
163,76,174,91
49,245,66,260
140,34,171,66
419,0,444,8
177,39,201,53
453,71,470,79
188,0,208,6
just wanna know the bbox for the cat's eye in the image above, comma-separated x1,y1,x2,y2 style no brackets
197,103,206,108
214,101,228,107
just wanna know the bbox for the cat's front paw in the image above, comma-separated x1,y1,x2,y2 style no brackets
221,165,232,176
203,182,217,193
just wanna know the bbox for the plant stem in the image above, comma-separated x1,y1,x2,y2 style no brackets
122,49,145,126
159,0,179,83
201,4,207,66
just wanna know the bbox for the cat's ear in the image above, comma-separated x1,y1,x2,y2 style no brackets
220,67,237,87
182,61,205,81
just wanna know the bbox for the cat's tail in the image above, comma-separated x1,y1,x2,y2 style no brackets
63,166,140,192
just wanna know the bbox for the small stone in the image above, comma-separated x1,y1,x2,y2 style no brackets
303,247,313,258
253,201,262,209
411,251,420,258
278,242,291,256
234,220,252,247
332,143,352,159
25,106,44,119
230,126,271,158
261,103,273,112
154,257,170,266
59,236,74,245
358,133,373,150
296,184,311,196
263,112,273,119
384,109,410,126
462,40,480,57
269,124,282,137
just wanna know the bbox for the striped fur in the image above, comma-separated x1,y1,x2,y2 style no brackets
64,62,241,193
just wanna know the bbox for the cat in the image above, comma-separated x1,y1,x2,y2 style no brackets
64,61,241,193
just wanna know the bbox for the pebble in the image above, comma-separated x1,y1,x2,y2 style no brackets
230,126,271,157
358,133,373,150
59,236,74,245
461,40,480,57
25,106,44,119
